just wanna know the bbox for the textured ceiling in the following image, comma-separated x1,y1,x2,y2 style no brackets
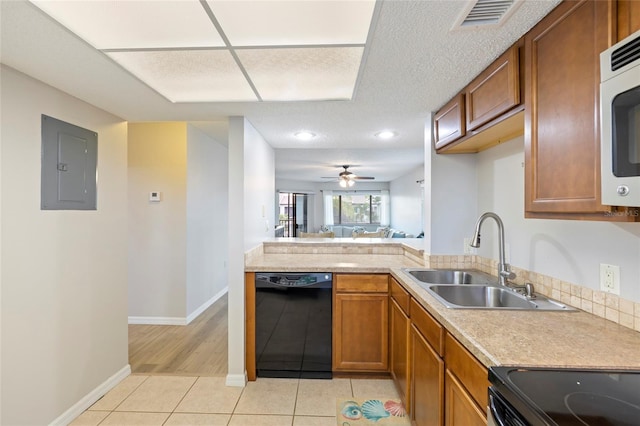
0,0,561,182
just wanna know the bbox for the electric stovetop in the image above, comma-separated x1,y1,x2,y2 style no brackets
489,367,640,425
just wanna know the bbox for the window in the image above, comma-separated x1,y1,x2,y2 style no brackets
332,194,382,224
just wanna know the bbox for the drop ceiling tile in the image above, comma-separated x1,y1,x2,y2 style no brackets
30,0,224,49
238,47,364,101
106,50,257,102
206,0,376,46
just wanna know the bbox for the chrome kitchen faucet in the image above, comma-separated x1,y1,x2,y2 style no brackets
470,212,516,287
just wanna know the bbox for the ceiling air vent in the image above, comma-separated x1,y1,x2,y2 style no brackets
452,0,523,30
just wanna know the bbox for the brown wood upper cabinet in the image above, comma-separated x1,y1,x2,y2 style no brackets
435,44,524,154
465,46,520,132
524,0,638,221
617,0,640,41
434,93,466,150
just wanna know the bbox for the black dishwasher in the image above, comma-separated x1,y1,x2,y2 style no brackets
255,272,332,379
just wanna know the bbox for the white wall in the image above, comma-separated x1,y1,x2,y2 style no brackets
428,145,478,254
227,117,275,386
390,165,424,236
476,136,640,302
128,122,187,319
244,122,276,251
0,65,129,425
186,124,229,317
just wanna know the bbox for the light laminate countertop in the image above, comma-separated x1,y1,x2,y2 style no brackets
390,267,640,370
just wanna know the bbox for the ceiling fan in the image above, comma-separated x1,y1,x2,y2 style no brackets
322,165,375,187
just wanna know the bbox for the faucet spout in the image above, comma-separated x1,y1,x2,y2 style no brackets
469,212,515,286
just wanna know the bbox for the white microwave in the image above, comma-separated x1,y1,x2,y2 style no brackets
600,29,640,207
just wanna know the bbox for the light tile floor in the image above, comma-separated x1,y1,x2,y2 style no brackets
70,376,401,426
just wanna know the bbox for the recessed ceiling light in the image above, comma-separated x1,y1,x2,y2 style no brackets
375,130,397,139
295,131,316,141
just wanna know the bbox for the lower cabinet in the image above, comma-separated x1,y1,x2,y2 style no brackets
333,274,389,372
390,285,488,426
390,298,411,411
445,370,487,426
410,324,444,426
444,333,489,426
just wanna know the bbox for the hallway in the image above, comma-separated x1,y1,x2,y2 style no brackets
128,295,228,376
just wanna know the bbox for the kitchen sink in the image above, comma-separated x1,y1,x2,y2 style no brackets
429,285,534,309
401,268,574,311
425,284,574,311
404,268,497,285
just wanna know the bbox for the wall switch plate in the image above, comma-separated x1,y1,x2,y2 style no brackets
149,191,162,202
600,263,620,295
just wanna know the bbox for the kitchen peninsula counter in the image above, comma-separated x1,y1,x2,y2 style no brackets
244,238,426,272
245,239,640,371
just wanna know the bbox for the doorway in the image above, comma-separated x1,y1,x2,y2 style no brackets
278,192,308,237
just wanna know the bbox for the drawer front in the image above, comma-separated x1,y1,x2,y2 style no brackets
409,298,444,356
444,333,489,410
390,277,411,315
336,274,388,293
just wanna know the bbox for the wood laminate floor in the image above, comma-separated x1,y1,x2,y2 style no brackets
128,294,228,376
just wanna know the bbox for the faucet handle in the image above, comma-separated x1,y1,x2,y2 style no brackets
499,263,516,281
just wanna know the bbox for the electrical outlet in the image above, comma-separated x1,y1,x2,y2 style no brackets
600,263,620,295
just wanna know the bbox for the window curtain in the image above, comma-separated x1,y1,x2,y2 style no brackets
323,190,334,226
380,189,390,226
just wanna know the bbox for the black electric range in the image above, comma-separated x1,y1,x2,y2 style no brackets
489,367,640,426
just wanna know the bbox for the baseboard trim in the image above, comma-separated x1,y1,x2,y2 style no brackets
49,364,131,426
186,286,228,325
128,287,228,326
128,316,186,325
226,372,247,387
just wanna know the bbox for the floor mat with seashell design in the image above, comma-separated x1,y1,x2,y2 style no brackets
336,398,410,425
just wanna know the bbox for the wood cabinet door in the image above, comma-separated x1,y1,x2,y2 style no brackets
410,324,444,426
444,370,487,426
333,293,389,371
465,45,520,132
617,0,640,41
390,298,411,413
434,94,466,150
524,0,612,215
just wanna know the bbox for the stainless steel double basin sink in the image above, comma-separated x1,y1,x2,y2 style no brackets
402,268,573,311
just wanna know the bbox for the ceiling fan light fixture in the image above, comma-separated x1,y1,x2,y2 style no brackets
339,178,348,188
348,179,355,187
375,130,397,139
294,131,316,141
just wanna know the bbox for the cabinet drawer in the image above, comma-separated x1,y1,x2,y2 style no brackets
336,274,388,293
444,333,489,410
390,277,410,315
410,299,444,356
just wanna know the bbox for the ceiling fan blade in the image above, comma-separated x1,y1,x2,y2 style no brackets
353,176,375,180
